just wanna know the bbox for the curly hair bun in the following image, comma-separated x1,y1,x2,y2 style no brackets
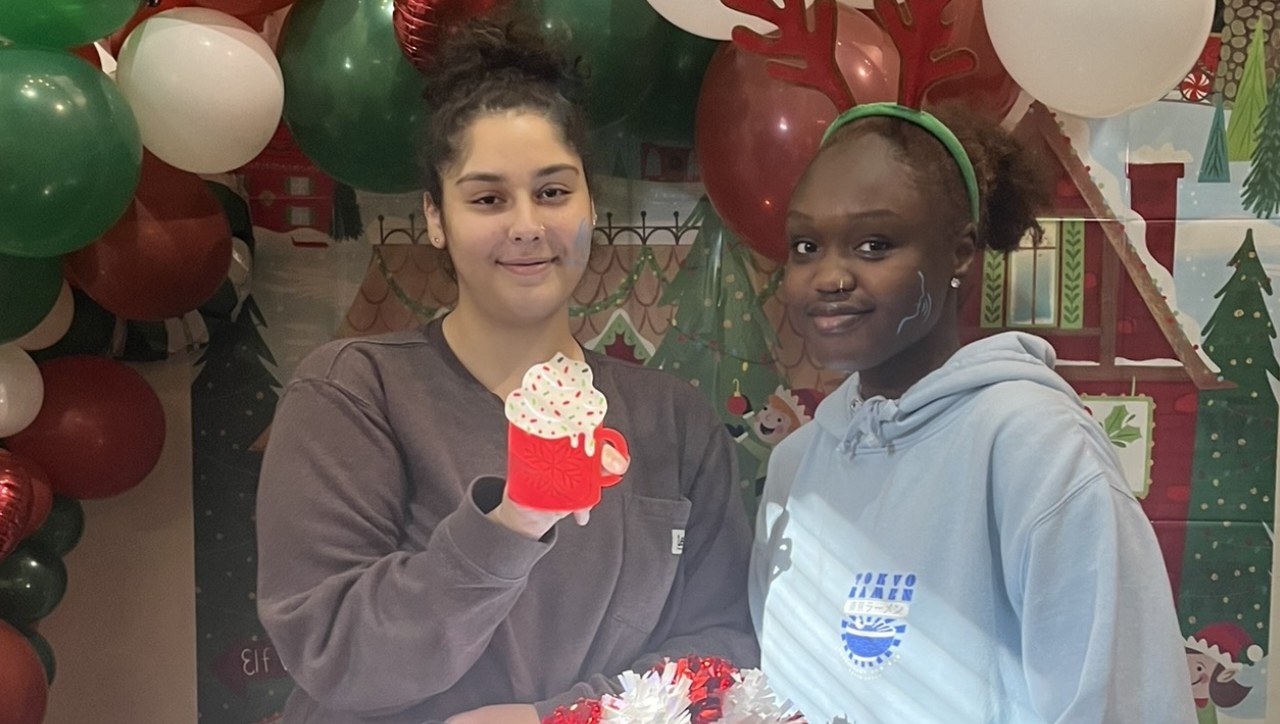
422,16,581,109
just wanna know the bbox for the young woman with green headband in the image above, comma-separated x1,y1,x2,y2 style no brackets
749,102,1195,723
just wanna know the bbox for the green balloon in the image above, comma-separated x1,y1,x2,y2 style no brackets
279,0,427,194
0,47,141,257
28,496,84,557
519,0,665,128
623,25,719,147
29,289,115,363
0,252,62,344
17,625,55,684
0,0,143,49
0,540,67,625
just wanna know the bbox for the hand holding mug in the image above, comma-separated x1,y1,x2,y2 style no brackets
492,354,631,539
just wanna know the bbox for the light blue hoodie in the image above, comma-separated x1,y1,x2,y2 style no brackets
750,332,1196,723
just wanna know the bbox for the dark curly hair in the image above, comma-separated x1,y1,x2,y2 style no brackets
823,102,1052,253
419,15,589,206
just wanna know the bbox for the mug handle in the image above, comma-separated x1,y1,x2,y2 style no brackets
595,427,630,488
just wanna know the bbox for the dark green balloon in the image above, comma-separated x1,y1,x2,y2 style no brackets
18,625,55,684
28,496,84,557
0,0,143,49
0,252,62,344
0,540,67,625
278,0,427,194
519,0,666,128
204,181,255,248
623,25,719,147
0,46,141,257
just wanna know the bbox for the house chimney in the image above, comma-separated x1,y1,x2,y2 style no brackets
1126,162,1184,272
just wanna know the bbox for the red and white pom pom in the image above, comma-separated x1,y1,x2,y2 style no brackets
601,660,693,724
541,659,807,724
719,670,807,724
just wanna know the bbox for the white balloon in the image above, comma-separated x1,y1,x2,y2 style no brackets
984,0,1214,118
116,7,284,173
0,344,43,438
646,0,823,41
15,281,73,351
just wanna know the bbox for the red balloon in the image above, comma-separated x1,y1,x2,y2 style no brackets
191,0,293,16
107,0,197,56
393,0,505,71
10,455,52,541
69,44,103,69
0,454,32,562
66,152,233,322
0,621,46,724
108,0,285,50
919,0,1019,121
5,356,166,500
696,6,900,263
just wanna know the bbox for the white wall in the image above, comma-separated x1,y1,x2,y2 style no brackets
39,354,197,724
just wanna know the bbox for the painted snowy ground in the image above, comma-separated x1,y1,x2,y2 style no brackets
250,228,371,382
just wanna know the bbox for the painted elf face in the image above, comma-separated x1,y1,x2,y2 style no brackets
1187,652,1215,699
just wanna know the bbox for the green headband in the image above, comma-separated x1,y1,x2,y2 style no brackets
821,102,981,225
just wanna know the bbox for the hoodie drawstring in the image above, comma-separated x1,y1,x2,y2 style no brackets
837,396,898,457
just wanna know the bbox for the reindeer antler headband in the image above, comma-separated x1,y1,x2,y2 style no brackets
724,0,983,224
823,102,980,224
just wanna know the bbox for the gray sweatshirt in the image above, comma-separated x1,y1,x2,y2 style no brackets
256,319,758,723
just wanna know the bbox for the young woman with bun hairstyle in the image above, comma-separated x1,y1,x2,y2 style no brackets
256,16,757,724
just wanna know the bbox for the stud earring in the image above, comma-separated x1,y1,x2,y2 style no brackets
950,277,961,289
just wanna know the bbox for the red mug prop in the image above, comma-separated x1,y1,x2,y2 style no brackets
506,423,630,511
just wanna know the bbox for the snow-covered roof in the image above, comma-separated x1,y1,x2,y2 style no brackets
1057,358,1183,367
1022,103,1228,389
1127,143,1195,165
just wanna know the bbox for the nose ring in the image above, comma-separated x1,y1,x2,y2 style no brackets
838,279,845,293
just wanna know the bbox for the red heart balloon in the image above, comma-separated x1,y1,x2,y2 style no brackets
9,455,52,541
0,453,33,562
393,0,506,71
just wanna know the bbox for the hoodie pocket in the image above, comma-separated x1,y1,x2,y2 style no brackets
609,494,693,633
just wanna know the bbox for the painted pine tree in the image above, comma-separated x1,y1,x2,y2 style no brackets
646,197,786,511
1179,229,1277,650
1199,94,1232,183
1242,77,1280,218
329,182,364,241
192,295,292,721
1227,20,1271,162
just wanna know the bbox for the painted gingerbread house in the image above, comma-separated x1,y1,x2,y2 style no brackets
238,123,335,235
958,102,1233,592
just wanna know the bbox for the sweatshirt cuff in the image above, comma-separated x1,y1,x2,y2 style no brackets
439,475,555,581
